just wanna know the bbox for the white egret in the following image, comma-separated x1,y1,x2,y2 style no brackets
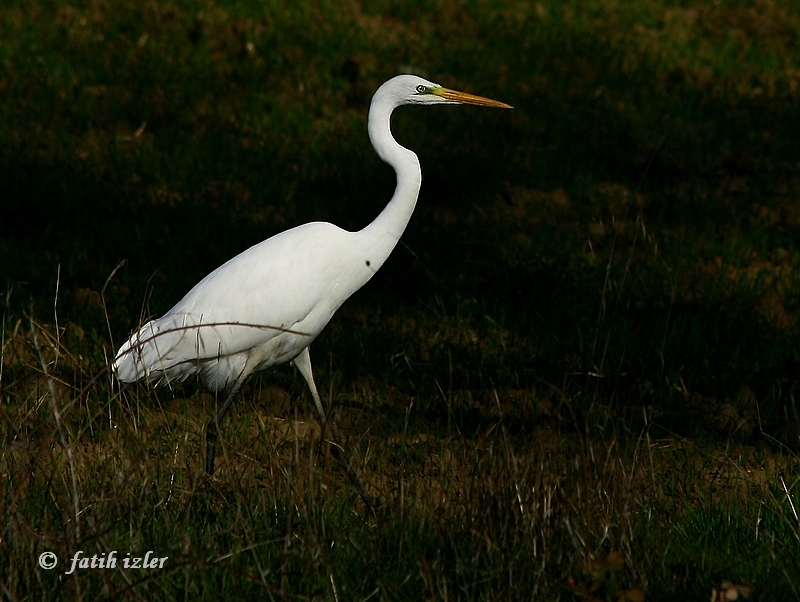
113,74,511,480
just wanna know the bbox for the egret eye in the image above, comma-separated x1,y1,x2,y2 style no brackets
415,84,427,94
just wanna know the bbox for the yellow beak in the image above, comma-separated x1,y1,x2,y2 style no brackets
433,87,513,109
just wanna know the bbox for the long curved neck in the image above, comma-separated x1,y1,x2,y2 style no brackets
358,95,422,270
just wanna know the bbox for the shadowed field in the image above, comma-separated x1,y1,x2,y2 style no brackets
2,0,799,599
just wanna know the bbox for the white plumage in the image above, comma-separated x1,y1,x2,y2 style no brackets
115,222,370,390
113,74,511,475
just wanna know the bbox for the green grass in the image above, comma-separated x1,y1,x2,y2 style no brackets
2,0,800,599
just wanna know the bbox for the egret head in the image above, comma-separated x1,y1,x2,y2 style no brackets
376,74,512,109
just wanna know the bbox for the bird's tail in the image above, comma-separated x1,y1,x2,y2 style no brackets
112,317,198,384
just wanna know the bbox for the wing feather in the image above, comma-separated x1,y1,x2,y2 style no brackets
114,222,358,385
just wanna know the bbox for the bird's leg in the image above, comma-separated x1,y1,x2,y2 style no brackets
205,378,244,475
292,347,328,428
292,347,377,516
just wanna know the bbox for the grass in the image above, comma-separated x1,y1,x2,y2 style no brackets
2,0,800,599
